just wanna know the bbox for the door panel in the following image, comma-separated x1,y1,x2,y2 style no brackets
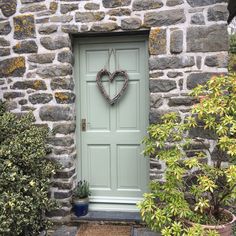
116,81,140,130
76,36,149,210
87,82,110,131
116,49,140,72
117,145,141,190
88,145,111,189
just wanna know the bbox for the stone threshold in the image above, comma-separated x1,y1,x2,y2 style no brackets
71,211,141,223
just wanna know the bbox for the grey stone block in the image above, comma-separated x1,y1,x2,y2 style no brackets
149,56,194,70
144,9,185,27
186,0,227,7
75,12,105,23
208,5,228,21
0,0,17,17
150,94,163,108
3,92,25,99
0,48,10,56
39,105,73,121
102,0,131,8
40,36,71,50
53,123,76,135
149,108,176,124
191,13,205,25
0,21,12,35
84,3,100,10
108,8,131,16
54,92,76,104
0,37,10,46
187,25,228,52
150,79,176,93
61,25,79,33
50,77,75,91
20,4,46,13
58,50,74,64
187,72,218,89
205,53,228,68
54,168,76,178
91,22,118,32
12,80,47,90
121,17,142,30
0,57,25,78
36,65,72,78
166,0,183,6
21,0,44,3
50,15,73,23
54,190,72,199
28,53,55,64
29,93,53,104
168,97,196,106
167,72,183,78
170,29,183,54
38,25,58,34
132,0,163,11
61,4,78,14
47,208,71,218
13,40,38,54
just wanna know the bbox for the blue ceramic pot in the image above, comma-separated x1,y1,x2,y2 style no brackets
73,197,89,217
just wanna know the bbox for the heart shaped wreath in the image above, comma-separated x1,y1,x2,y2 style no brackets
96,69,129,105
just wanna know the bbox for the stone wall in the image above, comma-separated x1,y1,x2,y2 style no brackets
0,0,229,219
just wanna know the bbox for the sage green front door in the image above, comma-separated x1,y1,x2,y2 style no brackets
75,36,149,211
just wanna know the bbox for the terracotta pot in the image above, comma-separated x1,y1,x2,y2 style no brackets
185,209,236,236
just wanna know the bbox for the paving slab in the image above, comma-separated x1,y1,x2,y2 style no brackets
132,227,161,236
51,226,78,236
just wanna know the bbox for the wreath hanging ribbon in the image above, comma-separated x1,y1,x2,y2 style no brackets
96,49,129,105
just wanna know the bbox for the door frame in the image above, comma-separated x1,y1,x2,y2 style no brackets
74,34,150,210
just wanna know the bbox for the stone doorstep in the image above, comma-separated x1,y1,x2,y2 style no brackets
71,211,141,223
51,226,78,236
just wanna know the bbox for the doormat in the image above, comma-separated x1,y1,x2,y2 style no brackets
77,223,131,236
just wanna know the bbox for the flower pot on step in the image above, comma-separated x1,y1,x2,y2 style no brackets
73,197,89,217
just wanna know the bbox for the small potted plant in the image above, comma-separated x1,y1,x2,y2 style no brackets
72,180,91,217
138,74,236,235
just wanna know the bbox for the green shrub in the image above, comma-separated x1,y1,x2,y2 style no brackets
0,101,58,236
229,53,236,72
138,74,236,235
229,34,236,73
72,180,91,199
230,34,236,54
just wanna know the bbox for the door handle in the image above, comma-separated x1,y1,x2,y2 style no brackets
81,119,86,132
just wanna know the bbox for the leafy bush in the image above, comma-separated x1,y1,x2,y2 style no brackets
138,74,236,235
0,101,58,236
228,53,236,72
229,34,236,73
72,180,91,199
230,34,236,54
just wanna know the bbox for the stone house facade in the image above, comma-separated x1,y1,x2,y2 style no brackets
0,0,229,219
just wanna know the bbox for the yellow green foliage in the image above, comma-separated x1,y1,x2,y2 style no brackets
139,74,236,235
0,102,59,235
